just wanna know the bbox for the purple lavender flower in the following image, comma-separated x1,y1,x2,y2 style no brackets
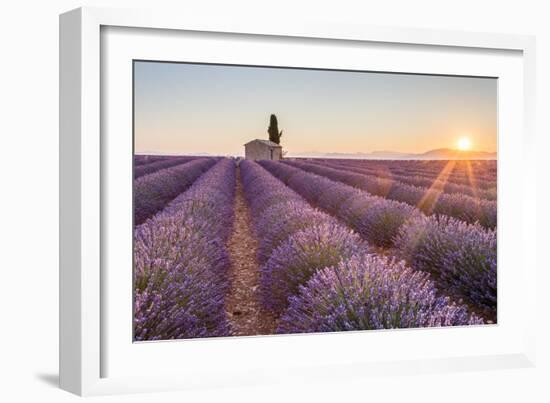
283,159,496,228
260,223,368,313
278,254,483,333
134,156,197,179
133,158,236,340
134,220,230,340
433,193,497,229
255,201,336,264
134,158,217,225
314,159,497,201
394,214,497,312
355,198,422,247
261,161,422,247
259,160,496,314
134,155,170,166
242,159,487,327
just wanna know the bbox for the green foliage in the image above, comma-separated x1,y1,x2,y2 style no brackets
268,114,283,144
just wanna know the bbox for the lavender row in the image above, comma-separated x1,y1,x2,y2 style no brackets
134,156,197,179
133,155,170,166
241,160,482,332
134,158,217,226
134,158,236,340
285,160,496,228
345,160,496,189
240,160,357,314
260,160,420,247
260,160,496,313
385,163,496,184
279,254,482,333
395,215,497,312
388,162,497,184
315,159,496,201
328,158,498,178
396,168,496,188
381,165,496,191
309,158,497,189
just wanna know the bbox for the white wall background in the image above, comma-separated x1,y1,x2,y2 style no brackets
1,0,548,401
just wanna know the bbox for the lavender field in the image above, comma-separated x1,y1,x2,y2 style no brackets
133,155,496,341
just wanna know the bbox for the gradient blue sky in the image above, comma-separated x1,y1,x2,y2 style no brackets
134,61,497,156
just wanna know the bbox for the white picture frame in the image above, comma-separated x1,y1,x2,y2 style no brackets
59,6,537,396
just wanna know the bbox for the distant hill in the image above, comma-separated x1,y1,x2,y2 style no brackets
417,148,496,160
288,148,496,160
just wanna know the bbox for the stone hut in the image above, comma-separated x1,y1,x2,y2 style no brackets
244,139,282,161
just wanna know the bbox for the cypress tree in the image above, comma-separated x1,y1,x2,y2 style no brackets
268,114,283,144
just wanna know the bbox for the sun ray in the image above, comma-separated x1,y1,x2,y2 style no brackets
416,160,456,214
465,160,480,200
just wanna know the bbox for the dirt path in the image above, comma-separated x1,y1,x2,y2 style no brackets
225,167,278,336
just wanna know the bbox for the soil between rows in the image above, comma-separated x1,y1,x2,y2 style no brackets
225,167,278,336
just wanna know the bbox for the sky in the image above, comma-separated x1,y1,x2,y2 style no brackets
134,61,497,156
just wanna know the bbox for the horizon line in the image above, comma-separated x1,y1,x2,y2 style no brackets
135,148,498,156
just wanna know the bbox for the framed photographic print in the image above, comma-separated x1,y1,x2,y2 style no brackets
60,7,537,396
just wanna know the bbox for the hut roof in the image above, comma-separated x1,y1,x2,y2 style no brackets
244,139,282,148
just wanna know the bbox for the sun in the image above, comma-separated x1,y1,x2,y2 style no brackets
457,137,472,151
